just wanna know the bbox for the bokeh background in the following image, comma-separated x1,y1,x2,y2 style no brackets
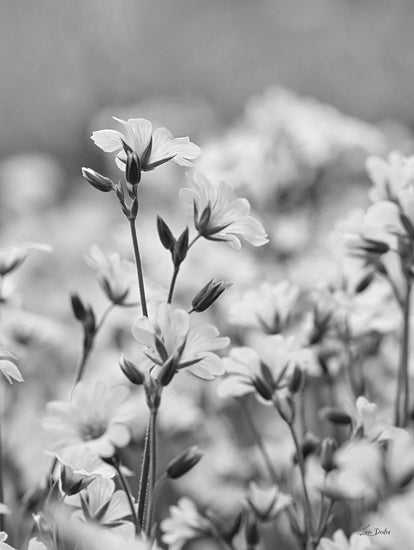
2,1,414,547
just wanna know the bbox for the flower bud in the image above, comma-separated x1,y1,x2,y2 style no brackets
293,432,320,464
288,365,303,394
320,407,352,426
81,168,113,192
70,292,87,322
360,238,389,255
60,466,93,496
166,446,204,479
191,279,232,313
119,355,145,385
355,271,375,293
125,151,141,186
157,215,175,252
320,437,337,473
173,227,189,266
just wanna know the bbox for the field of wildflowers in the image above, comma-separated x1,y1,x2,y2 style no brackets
1,86,414,550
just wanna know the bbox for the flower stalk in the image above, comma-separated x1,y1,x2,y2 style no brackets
395,278,412,427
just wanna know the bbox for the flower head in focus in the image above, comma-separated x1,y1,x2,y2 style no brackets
84,245,133,305
228,281,299,333
91,117,200,177
318,529,374,549
161,497,213,550
43,381,133,457
133,303,229,381
179,172,268,250
54,446,115,479
0,242,51,277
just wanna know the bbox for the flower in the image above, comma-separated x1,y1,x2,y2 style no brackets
43,381,134,457
132,303,229,380
228,281,299,333
54,446,115,479
348,396,402,442
0,349,23,384
366,151,414,202
245,482,292,522
179,172,268,250
84,245,133,304
0,242,51,277
218,335,312,401
91,117,200,173
70,477,133,535
318,529,374,549
161,497,213,550
0,533,16,550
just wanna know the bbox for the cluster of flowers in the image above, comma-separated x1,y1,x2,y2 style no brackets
1,112,414,550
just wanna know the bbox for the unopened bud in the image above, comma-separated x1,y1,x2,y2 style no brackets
157,215,175,252
60,466,93,496
361,238,389,255
119,355,145,385
166,446,204,479
293,432,320,464
355,271,375,293
70,292,87,322
191,279,232,313
320,407,352,426
320,437,337,473
125,151,141,186
173,227,189,266
82,168,113,192
288,365,303,394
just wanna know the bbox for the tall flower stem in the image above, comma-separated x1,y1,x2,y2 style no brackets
113,459,137,530
0,387,4,532
395,279,412,427
287,423,314,549
129,217,148,317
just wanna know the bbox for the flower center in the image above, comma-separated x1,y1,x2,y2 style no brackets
80,420,107,441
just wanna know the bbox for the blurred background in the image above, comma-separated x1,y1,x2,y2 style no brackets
2,0,414,547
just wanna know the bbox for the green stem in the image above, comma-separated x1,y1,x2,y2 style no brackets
146,474,166,535
128,217,148,317
395,280,412,427
136,418,152,533
113,460,137,530
167,267,180,304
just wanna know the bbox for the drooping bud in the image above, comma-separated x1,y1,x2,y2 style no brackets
125,151,141,186
166,446,204,479
288,365,303,394
320,407,352,426
320,437,337,473
157,215,176,251
119,355,145,385
191,279,232,313
173,227,189,266
81,168,113,192
60,466,94,496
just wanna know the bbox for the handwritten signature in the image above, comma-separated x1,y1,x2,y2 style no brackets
359,524,391,537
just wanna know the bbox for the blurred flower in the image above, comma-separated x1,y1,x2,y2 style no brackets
366,151,414,202
84,245,133,304
245,482,292,522
54,446,115,479
348,396,401,442
0,348,23,383
27,540,47,550
161,497,213,550
0,242,51,277
70,477,133,536
219,335,314,401
0,533,16,550
179,172,268,250
43,381,133,457
228,281,299,333
91,117,200,173
318,529,374,549
132,303,229,380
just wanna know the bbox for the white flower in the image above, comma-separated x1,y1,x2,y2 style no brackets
228,281,299,333
366,151,414,202
0,533,16,550
54,446,115,479
179,172,268,250
318,529,374,550
349,396,402,442
219,335,313,400
0,242,51,277
27,540,47,550
245,482,292,521
84,245,133,304
0,349,23,384
91,117,200,171
161,497,213,550
132,303,229,380
43,381,134,457
70,477,133,535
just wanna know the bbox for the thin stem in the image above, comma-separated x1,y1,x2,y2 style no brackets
113,460,137,530
0,390,4,532
395,280,412,427
136,418,152,534
287,423,314,546
146,474,166,535
128,218,148,317
188,234,201,250
149,408,158,491
167,267,180,304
